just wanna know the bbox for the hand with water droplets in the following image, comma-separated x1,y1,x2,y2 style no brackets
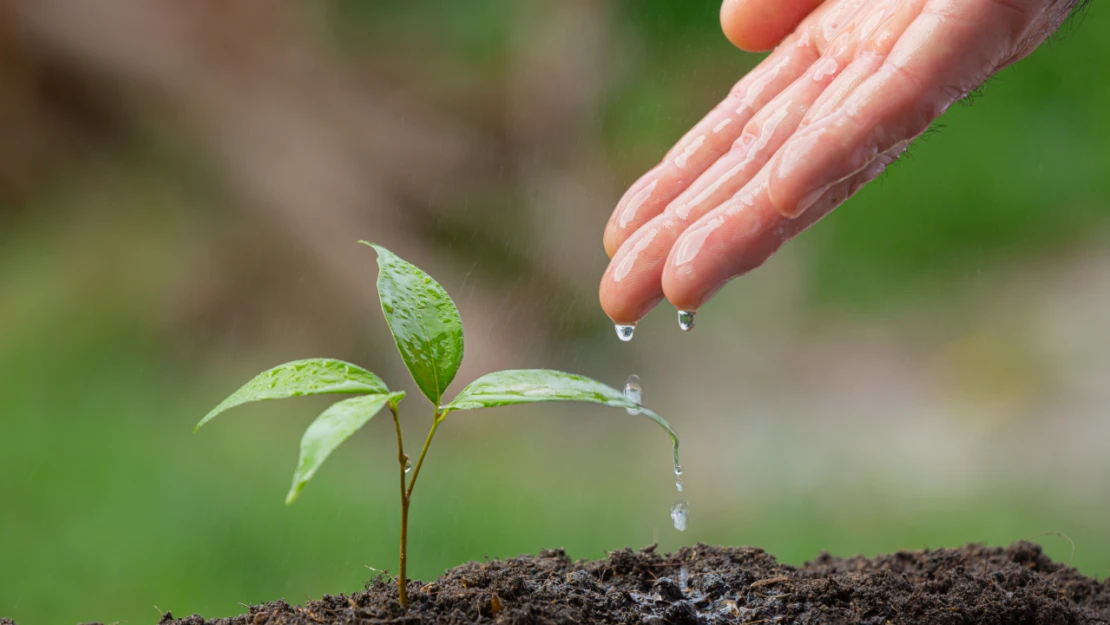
600,0,1080,327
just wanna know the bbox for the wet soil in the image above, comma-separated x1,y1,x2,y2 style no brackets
23,542,1110,624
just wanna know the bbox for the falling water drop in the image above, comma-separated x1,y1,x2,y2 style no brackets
676,479,684,492
677,310,696,331
615,324,636,342
404,460,413,474
670,500,689,532
623,374,642,415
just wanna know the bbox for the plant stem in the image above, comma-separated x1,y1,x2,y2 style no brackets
389,401,410,609
405,409,442,500
392,406,444,610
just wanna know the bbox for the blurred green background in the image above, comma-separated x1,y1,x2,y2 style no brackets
3,1,1110,623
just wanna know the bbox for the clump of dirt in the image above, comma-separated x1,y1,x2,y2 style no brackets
23,542,1110,624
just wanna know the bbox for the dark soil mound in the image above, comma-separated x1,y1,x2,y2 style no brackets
47,542,1110,624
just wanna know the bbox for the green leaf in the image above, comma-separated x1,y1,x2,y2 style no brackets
443,369,679,466
361,242,464,405
286,392,404,504
195,359,389,431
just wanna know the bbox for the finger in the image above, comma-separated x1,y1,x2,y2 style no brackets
599,52,841,324
767,0,1038,219
670,19,869,227
600,3,881,323
599,46,850,324
801,0,925,128
601,0,869,258
600,218,686,323
720,0,826,52
602,0,878,258
661,140,909,311
602,40,815,258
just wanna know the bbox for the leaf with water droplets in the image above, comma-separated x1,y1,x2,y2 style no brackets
443,369,678,462
287,391,405,504
195,359,389,431
361,242,464,406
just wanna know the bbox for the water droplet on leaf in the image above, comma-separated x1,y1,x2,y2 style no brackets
623,374,642,415
405,460,413,474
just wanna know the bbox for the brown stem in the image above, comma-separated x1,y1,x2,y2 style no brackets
405,410,442,500
388,408,444,609
389,401,409,609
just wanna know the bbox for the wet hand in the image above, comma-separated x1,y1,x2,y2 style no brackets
600,0,1077,329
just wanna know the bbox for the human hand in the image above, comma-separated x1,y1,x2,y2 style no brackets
600,0,1079,333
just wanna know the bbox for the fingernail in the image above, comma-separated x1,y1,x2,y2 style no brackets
677,310,696,331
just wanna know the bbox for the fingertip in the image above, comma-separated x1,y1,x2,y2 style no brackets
720,0,824,52
662,192,789,311
661,259,725,314
599,270,664,326
603,228,619,259
661,268,711,314
600,221,680,324
660,220,723,312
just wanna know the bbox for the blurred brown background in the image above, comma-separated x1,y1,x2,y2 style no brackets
3,2,1109,623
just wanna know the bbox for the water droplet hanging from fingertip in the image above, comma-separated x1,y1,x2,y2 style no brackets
615,324,635,342
677,310,696,331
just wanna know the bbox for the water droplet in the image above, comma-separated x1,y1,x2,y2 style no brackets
677,310,696,331
623,374,642,415
674,464,683,477
676,479,684,492
670,500,688,532
404,460,412,474
615,324,635,342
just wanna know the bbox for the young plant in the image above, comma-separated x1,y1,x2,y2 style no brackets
195,242,679,608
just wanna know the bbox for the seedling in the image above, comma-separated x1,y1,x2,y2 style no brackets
195,242,679,608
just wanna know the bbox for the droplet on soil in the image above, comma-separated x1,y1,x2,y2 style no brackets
670,500,688,532
615,324,636,342
677,310,696,331
623,374,642,415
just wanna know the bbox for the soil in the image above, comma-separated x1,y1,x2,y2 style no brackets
15,542,1110,624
